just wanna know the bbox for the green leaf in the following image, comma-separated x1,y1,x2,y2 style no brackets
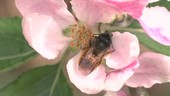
0,17,37,73
131,32,170,56
0,64,73,96
148,0,170,10
128,20,141,28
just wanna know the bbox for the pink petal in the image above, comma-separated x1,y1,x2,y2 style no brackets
126,52,170,88
104,0,149,18
67,41,140,93
66,51,139,94
22,13,69,59
104,61,139,91
15,0,76,29
66,52,106,94
105,32,140,69
139,6,170,45
71,0,120,27
104,91,128,96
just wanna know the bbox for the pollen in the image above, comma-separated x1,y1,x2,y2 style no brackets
70,24,93,49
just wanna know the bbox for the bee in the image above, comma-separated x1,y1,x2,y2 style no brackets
79,31,113,75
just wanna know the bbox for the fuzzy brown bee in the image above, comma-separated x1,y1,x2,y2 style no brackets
79,31,113,75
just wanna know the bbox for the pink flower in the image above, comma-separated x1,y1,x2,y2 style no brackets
103,0,170,45
15,0,170,94
67,32,170,94
67,32,140,94
138,6,170,46
16,0,170,59
15,0,76,59
15,0,119,59
126,52,170,88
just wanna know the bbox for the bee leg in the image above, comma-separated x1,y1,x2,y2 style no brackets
104,49,115,55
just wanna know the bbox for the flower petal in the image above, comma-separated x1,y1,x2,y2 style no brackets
105,32,140,69
71,0,119,26
104,61,139,91
66,52,106,94
104,0,149,18
126,52,170,88
15,0,76,29
22,13,69,59
139,6,170,45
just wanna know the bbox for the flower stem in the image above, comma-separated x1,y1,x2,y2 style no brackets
100,24,145,33
49,48,71,96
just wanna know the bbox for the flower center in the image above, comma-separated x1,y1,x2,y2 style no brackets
70,24,93,49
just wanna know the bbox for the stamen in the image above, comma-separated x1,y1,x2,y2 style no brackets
70,24,93,49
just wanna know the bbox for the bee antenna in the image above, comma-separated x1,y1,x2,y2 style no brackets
109,32,115,51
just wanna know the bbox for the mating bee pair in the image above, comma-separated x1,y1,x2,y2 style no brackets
79,31,114,75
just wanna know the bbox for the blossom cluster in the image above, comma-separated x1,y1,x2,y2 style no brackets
15,0,170,95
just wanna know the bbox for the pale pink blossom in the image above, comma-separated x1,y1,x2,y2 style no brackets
15,0,76,59
138,6,170,45
105,32,139,69
103,0,149,18
103,0,170,45
16,0,170,59
15,0,119,59
66,32,140,94
22,13,70,59
67,32,170,94
71,0,120,27
126,52,170,88
15,0,170,94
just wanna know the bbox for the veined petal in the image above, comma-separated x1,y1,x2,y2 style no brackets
66,52,106,94
105,32,140,69
22,13,69,59
126,52,170,88
104,61,139,91
104,0,149,18
15,0,76,29
71,0,119,27
139,6,170,45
